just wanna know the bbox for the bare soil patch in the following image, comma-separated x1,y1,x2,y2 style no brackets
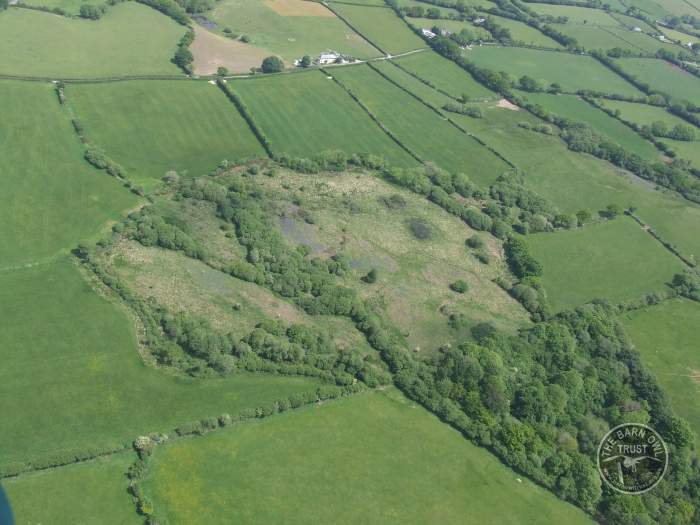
191,25,274,74
496,98,519,111
264,0,334,17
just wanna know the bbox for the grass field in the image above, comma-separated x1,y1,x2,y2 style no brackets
522,92,660,161
614,57,700,105
21,0,84,14
394,50,496,101
142,389,593,524
490,14,563,47
331,64,511,185
443,93,700,261
406,17,493,40
528,217,683,310
329,3,426,54
0,258,321,468
67,80,266,188
660,138,700,169
4,452,138,524
623,298,700,446
0,3,186,78
209,0,380,64
0,80,138,268
255,168,530,353
596,98,697,131
371,60,453,107
230,71,416,166
660,26,700,45
465,47,642,96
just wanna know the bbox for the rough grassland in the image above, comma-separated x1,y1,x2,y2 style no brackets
256,169,530,353
331,65,511,185
623,299,700,446
209,0,380,64
0,3,186,78
231,71,415,166
0,258,321,467
528,217,683,311
447,102,700,260
0,80,137,268
394,50,496,101
142,390,593,525
465,47,642,96
4,452,139,524
67,80,266,188
523,92,660,161
329,3,426,54
614,57,700,105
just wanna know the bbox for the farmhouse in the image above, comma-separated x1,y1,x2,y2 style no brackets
421,28,436,38
318,52,340,64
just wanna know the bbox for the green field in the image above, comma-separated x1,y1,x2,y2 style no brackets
466,47,642,96
0,258,321,468
660,26,700,45
4,452,138,524
0,80,138,268
661,138,700,169
596,98,697,131
329,3,426,54
0,3,186,78
623,298,700,445
142,390,593,524
231,71,415,166
443,96,700,261
615,57,700,105
371,60,453,107
490,14,564,47
394,50,496,101
331,64,511,185
67,80,266,188
522,92,660,161
21,0,84,14
528,217,683,310
209,0,380,64
406,17,493,40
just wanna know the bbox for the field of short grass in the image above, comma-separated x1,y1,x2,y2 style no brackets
596,98,698,131
0,3,186,78
21,0,84,14
660,138,700,169
209,0,380,64
3,452,138,524
67,80,266,188
142,389,593,525
370,60,453,107
528,217,683,310
623,298,700,446
255,168,530,353
394,50,496,101
230,71,416,166
0,258,321,468
0,80,138,268
490,14,564,47
331,64,511,185
522,92,660,161
329,3,426,54
614,57,700,105
465,46,642,96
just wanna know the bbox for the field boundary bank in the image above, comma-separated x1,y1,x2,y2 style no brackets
0,383,359,480
365,61,519,171
321,68,425,163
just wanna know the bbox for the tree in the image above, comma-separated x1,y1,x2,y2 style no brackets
670,123,695,141
300,55,311,68
426,7,440,18
650,120,668,137
173,48,194,69
548,82,562,94
261,56,284,73
450,280,469,293
216,66,229,77
518,75,541,92
79,3,106,19
362,268,378,284
604,203,622,218
576,209,591,226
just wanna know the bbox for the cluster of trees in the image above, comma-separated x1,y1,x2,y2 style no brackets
261,56,284,73
173,29,195,74
643,121,696,141
136,0,189,25
79,3,106,19
442,101,483,117
84,146,127,180
671,271,700,302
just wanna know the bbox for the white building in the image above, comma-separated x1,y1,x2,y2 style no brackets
421,28,436,38
633,26,642,32
318,52,340,65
